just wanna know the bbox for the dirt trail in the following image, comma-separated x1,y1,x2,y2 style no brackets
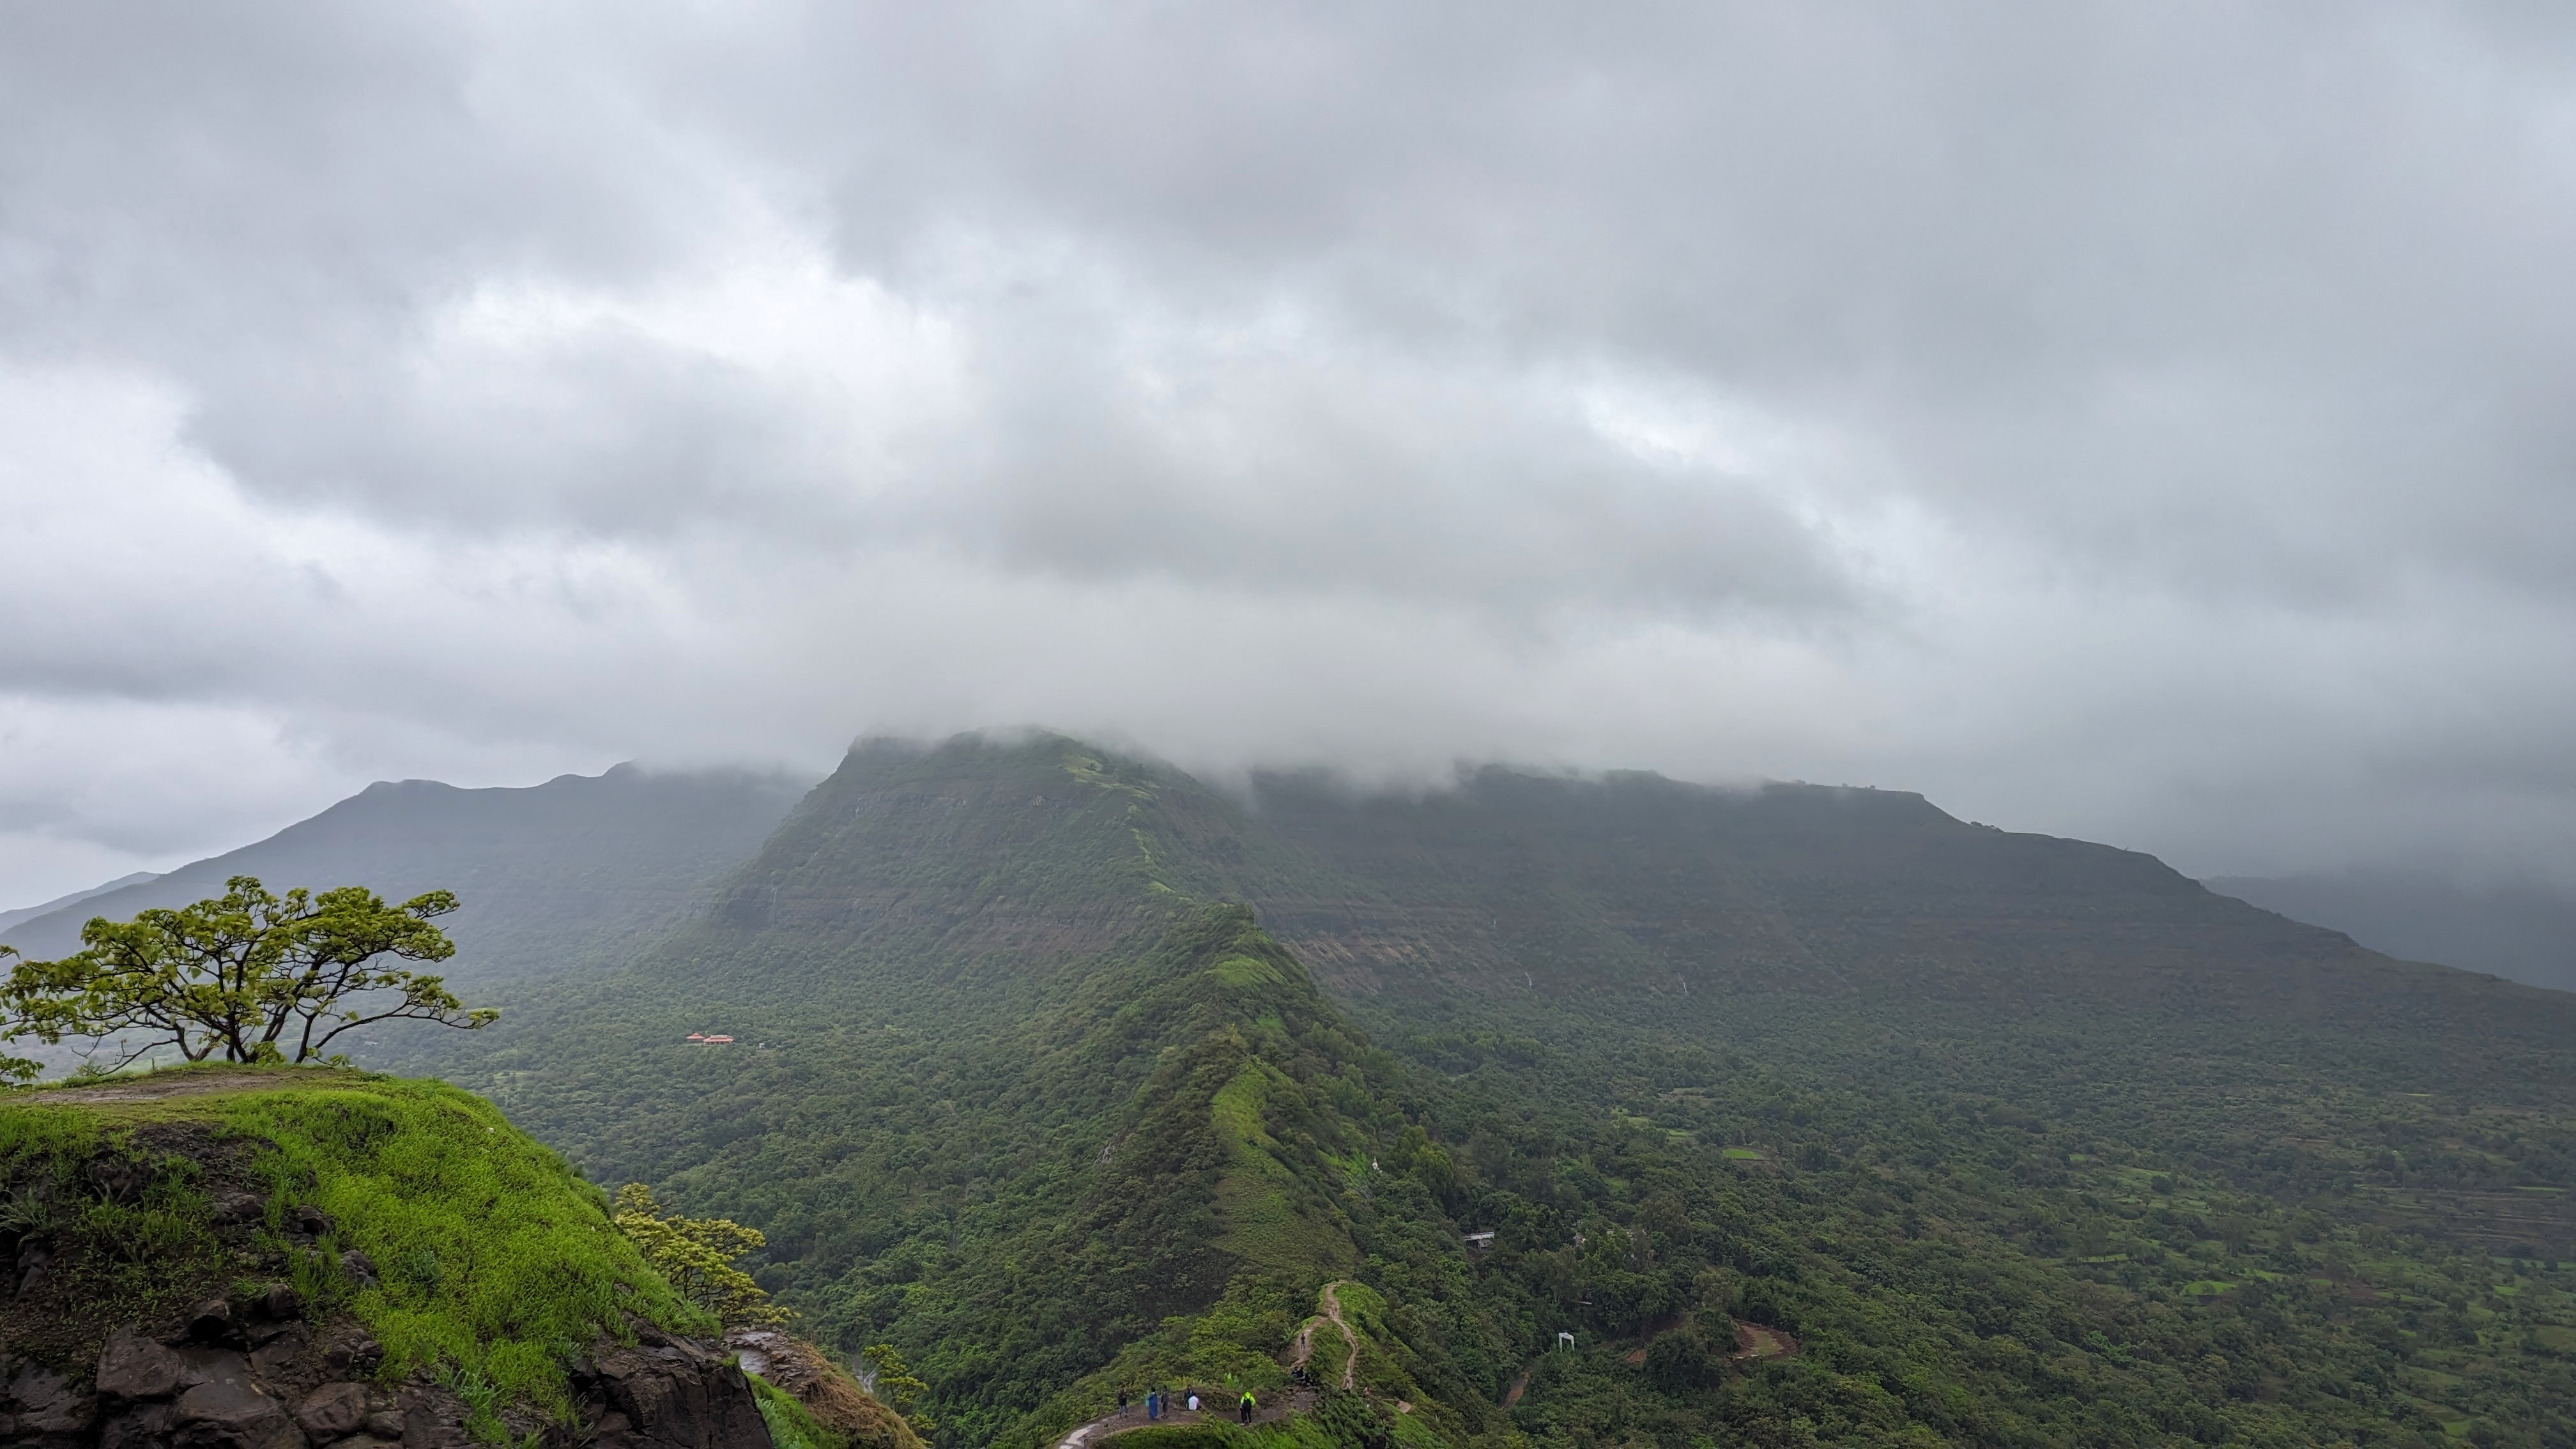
1052,1282,1363,1449
1287,1280,1360,1392
31,1065,341,1103
1051,1388,1315,1449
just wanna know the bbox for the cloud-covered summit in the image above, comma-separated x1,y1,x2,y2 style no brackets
4,2,2574,904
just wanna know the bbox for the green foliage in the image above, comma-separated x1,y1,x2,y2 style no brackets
613,1182,785,1326
861,1343,933,1434
371,732,2576,1446
1,876,494,1071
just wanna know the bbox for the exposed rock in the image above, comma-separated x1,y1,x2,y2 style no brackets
96,1331,184,1401
358,1411,403,1441
720,1330,919,1449
185,1301,234,1346
4,1356,100,1438
291,1383,365,1441
395,1381,470,1449
254,1285,299,1322
576,1330,771,1449
96,1402,171,1449
334,1252,375,1290
171,1368,302,1449
245,1328,306,1378
316,1334,381,1381
174,1349,247,1392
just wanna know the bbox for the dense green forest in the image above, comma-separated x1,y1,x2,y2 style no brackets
358,733,2576,1446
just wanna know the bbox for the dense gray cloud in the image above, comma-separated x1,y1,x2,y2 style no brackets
3,1,2574,905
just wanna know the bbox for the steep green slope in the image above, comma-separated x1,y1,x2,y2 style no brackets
390,733,2576,1445
0,1066,739,1443
391,735,1491,1443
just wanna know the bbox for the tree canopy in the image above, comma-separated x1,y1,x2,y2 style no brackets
611,1182,786,1326
0,875,494,1080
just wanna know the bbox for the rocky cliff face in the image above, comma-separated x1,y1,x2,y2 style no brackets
1,1299,769,1449
720,1331,919,1449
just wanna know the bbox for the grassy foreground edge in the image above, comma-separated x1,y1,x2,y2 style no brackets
0,1062,714,1436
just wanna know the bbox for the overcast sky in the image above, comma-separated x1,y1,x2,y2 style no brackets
4,1,2575,908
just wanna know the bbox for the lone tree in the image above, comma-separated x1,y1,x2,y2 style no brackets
0,875,495,1081
611,1183,787,1326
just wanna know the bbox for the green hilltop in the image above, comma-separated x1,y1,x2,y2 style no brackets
0,1068,712,1436
0,1065,921,1449
333,731,2576,1444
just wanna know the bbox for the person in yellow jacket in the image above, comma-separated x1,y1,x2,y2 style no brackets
1238,1391,1257,1424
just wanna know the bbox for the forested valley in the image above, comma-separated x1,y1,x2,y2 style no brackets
305,732,2576,1447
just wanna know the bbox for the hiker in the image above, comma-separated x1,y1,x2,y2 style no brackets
1239,1391,1256,1424
1186,1392,1200,1414
1117,1389,1130,1419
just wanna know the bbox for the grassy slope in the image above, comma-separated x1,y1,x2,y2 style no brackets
0,1066,710,1436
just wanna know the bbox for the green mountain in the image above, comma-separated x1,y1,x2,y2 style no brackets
383,739,1473,1446
1,763,811,989
378,732,2576,1446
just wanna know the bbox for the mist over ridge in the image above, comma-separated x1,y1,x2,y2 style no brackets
8,4,2576,910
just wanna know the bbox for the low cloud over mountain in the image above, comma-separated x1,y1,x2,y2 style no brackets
6,3,2576,903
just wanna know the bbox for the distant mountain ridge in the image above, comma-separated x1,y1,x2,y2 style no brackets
0,763,811,987
2212,870,2576,995
28,731,2576,1441
0,871,158,936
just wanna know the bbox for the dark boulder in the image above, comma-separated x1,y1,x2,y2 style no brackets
183,1302,233,1347
95,1402,171,1449
290,1384,364,1443
3,1356,100,1444
574,1331,769,1449
172,1370,302,1449
394,1383,470,1449
95,1333,183,1402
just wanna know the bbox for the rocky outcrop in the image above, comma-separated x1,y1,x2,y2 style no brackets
571,1324,770,1449
0,1300,769,1449
721,1331,920,1449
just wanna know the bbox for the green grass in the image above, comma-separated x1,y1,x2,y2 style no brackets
751,1375,848,1449
0,1096,224,1327
1210,955,1287,989
1719,1147,1763,1160
3,1064,709,1438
